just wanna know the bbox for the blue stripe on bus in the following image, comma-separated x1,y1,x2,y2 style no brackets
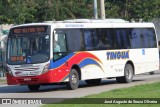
79,58,101,68
49,53,75,69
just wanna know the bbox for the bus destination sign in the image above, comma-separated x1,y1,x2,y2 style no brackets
12,26,48,34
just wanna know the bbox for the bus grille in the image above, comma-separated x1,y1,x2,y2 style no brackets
14,66,40,72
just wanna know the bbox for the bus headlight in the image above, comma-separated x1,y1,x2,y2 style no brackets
6,66,13,75
42,64,49,74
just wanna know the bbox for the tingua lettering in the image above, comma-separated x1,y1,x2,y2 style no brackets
107,51,129,60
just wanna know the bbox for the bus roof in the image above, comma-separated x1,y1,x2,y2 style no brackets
63,19,129,23
11,19,155,29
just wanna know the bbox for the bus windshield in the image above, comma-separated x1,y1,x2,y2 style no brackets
7,34,50,65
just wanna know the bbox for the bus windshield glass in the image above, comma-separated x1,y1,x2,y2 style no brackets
7,26,50,65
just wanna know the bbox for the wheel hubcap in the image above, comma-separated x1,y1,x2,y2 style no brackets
71,74,77,85
126,69,132,79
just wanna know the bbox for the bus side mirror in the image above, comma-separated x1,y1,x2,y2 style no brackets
158,41,160,46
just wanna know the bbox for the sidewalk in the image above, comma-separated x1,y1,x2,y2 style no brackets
0,77,6,85
0,77,6,80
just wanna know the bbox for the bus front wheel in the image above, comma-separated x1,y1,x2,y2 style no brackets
66,69,79,90
116,64,133,83
28,85,40,91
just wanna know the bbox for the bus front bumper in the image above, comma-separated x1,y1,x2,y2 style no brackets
6,69,69,85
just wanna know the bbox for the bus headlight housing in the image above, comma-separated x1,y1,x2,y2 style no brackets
42,64,49,74
6,66,13,75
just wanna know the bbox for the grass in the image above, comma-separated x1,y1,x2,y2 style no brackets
42,82,160,107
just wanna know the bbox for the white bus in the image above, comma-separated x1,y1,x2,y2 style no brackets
6,19,159,91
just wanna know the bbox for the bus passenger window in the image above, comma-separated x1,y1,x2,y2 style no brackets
115,29,130,49
84,29,99,50
53,41,60,52
53,33,67,61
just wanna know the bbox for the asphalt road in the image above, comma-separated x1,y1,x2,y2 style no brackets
0,70,160,107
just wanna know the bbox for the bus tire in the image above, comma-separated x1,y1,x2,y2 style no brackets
116,64,133,83
85,79,101,85
66,69,79,90
28,85,40,91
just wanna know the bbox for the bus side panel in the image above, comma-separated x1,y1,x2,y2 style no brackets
80,51,127,80
79,51,106,80
129,48,159,75
129,49,147,74
146,48,159,71
81,48,159,80
50,52,106,82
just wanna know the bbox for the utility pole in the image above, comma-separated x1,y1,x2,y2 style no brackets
93,0,98,19
100,0,105,19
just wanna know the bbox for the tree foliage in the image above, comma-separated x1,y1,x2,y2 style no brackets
0,0,159,24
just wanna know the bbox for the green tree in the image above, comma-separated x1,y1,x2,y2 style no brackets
105,0,160,21
50,0,93,20
0,0,159,24
105,1,121,18
0,0,13,23
0,0,37,24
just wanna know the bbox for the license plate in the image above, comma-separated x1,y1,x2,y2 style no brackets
24,78,31,81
